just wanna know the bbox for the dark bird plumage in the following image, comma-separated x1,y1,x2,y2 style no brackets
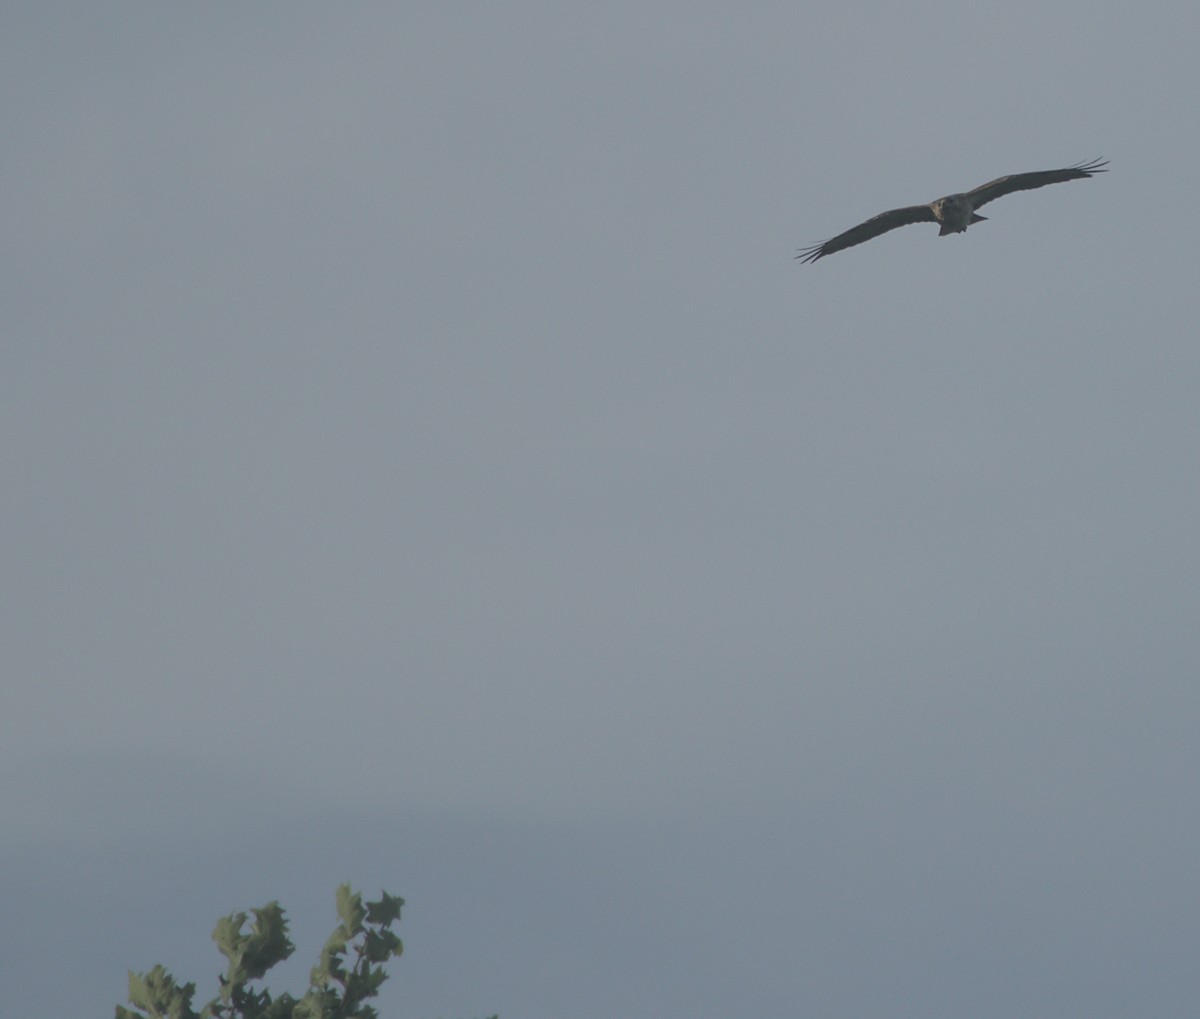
796,158,1109,263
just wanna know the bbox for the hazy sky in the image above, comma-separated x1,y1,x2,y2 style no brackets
5,3,1200,1017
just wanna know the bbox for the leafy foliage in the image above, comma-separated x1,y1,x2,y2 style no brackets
116,885,410,1019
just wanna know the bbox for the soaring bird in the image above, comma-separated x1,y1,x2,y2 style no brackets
796,158,1108,263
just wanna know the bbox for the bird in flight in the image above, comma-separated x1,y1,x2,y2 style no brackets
796,158,1108,263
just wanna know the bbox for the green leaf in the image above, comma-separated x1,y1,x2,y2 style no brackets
211,913,248,964
335,884,366,935
241,902,296,980
364,891,403,928
124,965,200,1019
310,929,349,988
361,929,400,963
293,988,338,1019
114,885,472,1019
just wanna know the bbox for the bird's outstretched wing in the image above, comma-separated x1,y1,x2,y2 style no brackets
796,204,938,263
966,158,1109,210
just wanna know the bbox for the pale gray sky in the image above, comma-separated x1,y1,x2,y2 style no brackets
4,3,1199,1017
